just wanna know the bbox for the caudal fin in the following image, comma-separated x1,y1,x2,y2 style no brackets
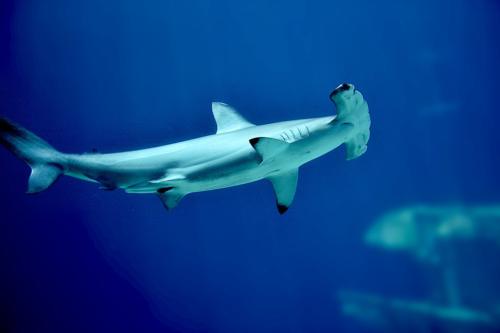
0,117,63,193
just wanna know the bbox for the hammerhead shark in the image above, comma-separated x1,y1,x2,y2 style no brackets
0,83,370,214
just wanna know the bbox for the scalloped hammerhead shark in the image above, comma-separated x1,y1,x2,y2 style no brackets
0,83,370,214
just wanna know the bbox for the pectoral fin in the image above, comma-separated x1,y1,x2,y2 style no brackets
268,169,299,214
249,137,289,163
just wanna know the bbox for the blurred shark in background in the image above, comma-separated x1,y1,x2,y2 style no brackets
364,205,500,262
338,204,500,333
338,290,500,333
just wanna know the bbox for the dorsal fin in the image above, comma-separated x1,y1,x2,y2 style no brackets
212,102,254,134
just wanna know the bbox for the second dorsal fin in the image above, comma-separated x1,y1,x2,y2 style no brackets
212,102,254,134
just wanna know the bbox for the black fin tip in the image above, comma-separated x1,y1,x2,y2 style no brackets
157,186,174,194
277,204,288,215
249,137,260,147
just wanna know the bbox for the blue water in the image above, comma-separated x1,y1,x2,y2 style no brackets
1,0,499,332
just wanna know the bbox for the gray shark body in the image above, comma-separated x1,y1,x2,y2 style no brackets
0,83,370,213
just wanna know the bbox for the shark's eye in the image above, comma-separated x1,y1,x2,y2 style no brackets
330,83,351,99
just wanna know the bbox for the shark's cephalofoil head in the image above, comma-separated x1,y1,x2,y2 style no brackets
329,83,355,104
328,83,371,160
329,83,363,117
330,83,352,97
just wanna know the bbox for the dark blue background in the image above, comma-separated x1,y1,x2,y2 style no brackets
1,0,499,332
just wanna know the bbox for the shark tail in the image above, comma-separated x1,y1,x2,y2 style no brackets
0,117,64,193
